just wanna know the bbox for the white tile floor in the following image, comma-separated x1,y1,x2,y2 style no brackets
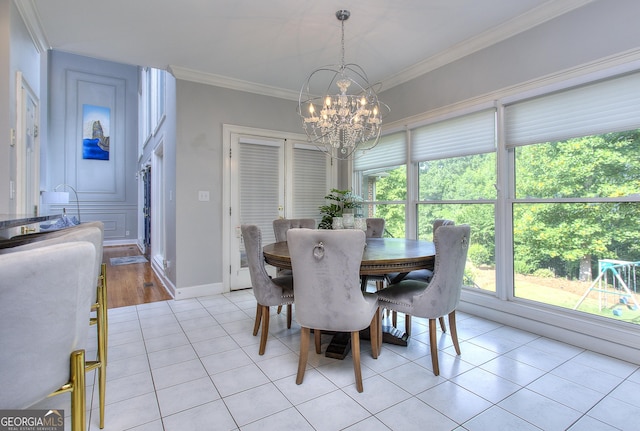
36,289,640,431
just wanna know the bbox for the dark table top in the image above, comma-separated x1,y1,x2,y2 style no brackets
263,237,435,276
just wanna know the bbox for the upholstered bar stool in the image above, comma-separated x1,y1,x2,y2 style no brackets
0,222,108,428
0,241,96,431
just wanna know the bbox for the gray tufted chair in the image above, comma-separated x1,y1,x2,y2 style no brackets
241,224,294,355
0,222,109,428
362,218,388,293
377,224,470,376
386,219,455,335
287,228,379,393
0,241,96,431
272,218,315,315
365,218,385,239
273,218,316,243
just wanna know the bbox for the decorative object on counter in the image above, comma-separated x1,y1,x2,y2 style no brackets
41,184,82,223
318,188,362,229
297,10,389,160
331,217,344,230
354,217,367,231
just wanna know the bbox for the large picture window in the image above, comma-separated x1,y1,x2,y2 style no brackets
507,71,640,324
354,132,406,238
413,109,497,292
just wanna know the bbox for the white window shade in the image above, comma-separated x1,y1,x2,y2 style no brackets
292,145,328,222
354,132,406,171
239,140,283,245
505,72,640,148
411,109,496,162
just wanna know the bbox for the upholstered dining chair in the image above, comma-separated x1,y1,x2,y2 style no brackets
0,222,109,429
365,217,386,239
241,224,294,355
287,228,380,393
0,241,96,431
272,218,315,314
362,218,387,292
387,219,455,335
377,224,470,376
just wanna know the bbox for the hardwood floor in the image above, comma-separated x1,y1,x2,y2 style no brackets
103,245,172,309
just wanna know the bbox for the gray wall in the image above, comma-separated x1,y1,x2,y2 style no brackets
382,0,640,122
47,51,139,241
174,82,300,289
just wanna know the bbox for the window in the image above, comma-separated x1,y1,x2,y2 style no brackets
353,132,406,237
506,71,640,324
413,109,497,291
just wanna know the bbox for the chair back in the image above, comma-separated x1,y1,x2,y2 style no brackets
432,219,455,239
365,218,385,238
241,224,293,306
0,241,95,408
288,228,375,331
0,224,104,304
273,218,316,242
412,224,470,318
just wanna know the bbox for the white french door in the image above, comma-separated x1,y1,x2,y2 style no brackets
229,134,285,289
16,72,40,216
224,125,335,291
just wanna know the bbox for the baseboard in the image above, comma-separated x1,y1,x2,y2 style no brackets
104,239,138,246
174,282,224,300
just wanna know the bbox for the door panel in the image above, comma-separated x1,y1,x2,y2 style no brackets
229,135,284,290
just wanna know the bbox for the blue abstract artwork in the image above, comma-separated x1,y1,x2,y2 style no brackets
82,104,110,160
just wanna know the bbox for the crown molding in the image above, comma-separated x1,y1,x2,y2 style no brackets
14,0,50,54
381,0,596,90
168,65,300,101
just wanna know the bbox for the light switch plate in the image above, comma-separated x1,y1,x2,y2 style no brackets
198,190,210,201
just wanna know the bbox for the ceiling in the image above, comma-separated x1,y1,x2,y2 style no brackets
21,0,594,100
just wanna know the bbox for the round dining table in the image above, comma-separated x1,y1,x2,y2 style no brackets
263,237,436,276
263,237,436,356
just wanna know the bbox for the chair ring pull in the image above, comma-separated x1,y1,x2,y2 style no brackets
313,241,325,260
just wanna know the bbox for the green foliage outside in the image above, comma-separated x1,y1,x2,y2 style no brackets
352,129,640,322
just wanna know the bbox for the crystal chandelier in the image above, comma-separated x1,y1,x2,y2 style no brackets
298,10,389,160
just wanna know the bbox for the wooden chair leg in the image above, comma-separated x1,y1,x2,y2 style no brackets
258,305,270,355
314,329,322,354
439,316,447,332
297,327,310,385
392,310,397,327
405,314,411,336
351,331,364,393
429,318,440,376
286,304,292,329
448,311,461,355
253,304,262,336
277,305,282,314
370,309,379,359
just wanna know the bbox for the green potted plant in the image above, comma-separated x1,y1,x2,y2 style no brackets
318,188,362,229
